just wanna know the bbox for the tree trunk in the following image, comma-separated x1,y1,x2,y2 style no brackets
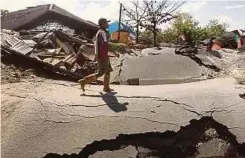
153,23,157,47
136,24,139,44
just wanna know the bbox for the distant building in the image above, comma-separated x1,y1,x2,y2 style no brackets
108,21,136,44
211,29,245,50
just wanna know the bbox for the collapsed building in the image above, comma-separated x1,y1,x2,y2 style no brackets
1,4,137,83
1,4,101,82
1,4,98,37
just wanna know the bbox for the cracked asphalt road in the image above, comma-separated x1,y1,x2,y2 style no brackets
111,48,216,85
1,77,245,158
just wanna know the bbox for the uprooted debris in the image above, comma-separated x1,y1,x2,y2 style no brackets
43,117,245,158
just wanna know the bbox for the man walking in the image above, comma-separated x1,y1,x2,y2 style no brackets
78,18,119,92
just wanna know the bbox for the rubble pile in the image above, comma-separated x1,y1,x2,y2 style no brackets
1,29,98,81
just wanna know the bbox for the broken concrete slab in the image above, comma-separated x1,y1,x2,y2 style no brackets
1,77,244,158
110,47,245,85
114,48,212,85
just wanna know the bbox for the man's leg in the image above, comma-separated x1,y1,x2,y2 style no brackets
103,61,114,92
103,72,113,92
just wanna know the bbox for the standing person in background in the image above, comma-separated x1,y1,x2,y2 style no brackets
78,18,119,92
235,33,244,49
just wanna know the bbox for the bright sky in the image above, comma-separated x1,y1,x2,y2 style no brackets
1,0,245,31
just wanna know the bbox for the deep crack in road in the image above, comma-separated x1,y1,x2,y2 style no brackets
43,117,245,158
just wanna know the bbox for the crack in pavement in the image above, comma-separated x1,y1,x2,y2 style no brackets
153,99,202,117
51,102,108,108
124,116,180,127
177,52,221,72
41,115,180,126
3,94,107,109
204,109,233,117
83,94,195,110
115,58,125,77
11,95,178,126
4,92,196,110
3,93,203,118
43,116,245,158
204,101,245,116
45,96,201,117
20,106,180,126
153,98,195,109
220,101,244,109
4,93,242,127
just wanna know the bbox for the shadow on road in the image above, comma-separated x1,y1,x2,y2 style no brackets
100,92,128,112
80,92,128,112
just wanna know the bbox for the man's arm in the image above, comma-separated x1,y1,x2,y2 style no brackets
94,32,99,61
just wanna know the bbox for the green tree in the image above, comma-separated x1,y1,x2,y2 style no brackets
205,19,228,37
159,13,198,44
159,13,228,44
171,13,198,36
158,28,177,43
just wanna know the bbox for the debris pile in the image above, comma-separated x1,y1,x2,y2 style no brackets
1,29,98,81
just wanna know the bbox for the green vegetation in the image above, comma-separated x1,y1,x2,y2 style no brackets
139,13,229,45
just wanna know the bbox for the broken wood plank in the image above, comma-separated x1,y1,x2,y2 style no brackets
66,55,76,65
1,46,84,81
55,30,87,45
34,30,54,49
63,54,74,63
56,47,62,55
55,37,73,54
37,54,66,58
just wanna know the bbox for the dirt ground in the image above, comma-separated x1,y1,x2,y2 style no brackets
1,62,37,84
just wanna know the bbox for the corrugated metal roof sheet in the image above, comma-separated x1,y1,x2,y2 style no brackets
1,30,34,55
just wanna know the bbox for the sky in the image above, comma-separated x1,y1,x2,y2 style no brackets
1,0,245,31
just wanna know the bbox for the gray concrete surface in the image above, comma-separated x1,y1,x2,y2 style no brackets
1,77,245,158
110,48,216,85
